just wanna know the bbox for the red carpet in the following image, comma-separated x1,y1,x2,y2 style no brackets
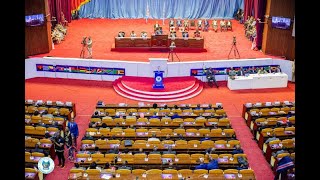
25,77,295,180
30,19,281,62
113,76,203,102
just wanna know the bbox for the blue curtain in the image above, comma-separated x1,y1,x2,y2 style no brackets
79,0,244,19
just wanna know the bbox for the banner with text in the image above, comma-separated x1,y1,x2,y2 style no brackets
36,64,125,76
190,65,279,76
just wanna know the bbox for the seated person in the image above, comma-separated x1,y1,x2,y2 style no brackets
212,19,218,32
141,31,147,38
237,67,245,76
176,19,182,27
118,31,125,37
169,19,175,27
203,19,209,31
171,112,181,119
195,158,207,170
130,31,136,37
155,27,163,35
150,112,159,119
245,67,255,74
72,163,87,171
107,146,119,154
169,31,177,38
154,21,160,31
163,145,176,154
194,30,201,38
197,19,202,29
257,67,268,74
206,156,219,170
228,67,237,79
149,146,161,154
182,31,189,38
183,19,189,30
227,20,232,30
81,132,94,141
232,145,244,154
220,19,227,31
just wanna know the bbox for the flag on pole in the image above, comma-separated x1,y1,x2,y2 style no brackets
146,2,150,23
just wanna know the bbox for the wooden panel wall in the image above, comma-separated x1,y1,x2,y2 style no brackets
25,0,52,57
262,0,295,60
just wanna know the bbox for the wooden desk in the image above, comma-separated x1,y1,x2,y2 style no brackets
246,112,294,128
115,37,151,48
168,38,204,48
151,35,169,47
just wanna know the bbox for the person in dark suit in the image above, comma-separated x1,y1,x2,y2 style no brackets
171,112,181,119
67,118,79,147
232,145,244,154
182,31,189,38
152,103,158,109
53,133,65,168
163,145,176,154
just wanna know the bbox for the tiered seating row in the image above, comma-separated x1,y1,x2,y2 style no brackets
68,168,255,180
81,139,240,153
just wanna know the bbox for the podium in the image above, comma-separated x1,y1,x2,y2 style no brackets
153,71,165,89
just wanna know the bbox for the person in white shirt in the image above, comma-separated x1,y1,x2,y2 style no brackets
130,31,136,37
212,19,218,32
220,19,226,31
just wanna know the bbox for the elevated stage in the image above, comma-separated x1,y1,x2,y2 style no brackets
31,19,278,62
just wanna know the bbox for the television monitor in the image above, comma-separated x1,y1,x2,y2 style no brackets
271,16,291,29
25,14,45,26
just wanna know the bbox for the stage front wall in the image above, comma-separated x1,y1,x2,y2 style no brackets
26,57,293,82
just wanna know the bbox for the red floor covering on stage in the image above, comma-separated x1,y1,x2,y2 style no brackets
25,77,295,180
31,19,281,62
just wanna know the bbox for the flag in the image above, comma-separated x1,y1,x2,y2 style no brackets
36,65,43,71
146,2,150,18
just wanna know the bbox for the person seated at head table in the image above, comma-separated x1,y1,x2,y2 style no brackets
203,19,209,31
130,31,136,37
194,30,201,38
212,19,218,32
220,19,227,31
183,19,189,29
236,67,245,76
176,19,182,27
169,19,175,27
169,31,177,38
197,19,203,28
155,27,162,35
141,31,148,38
118,31,125,37
227,20,232,29
154,21,160,30
182,31,189,38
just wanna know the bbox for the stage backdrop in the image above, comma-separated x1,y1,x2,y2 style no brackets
78,0,244,19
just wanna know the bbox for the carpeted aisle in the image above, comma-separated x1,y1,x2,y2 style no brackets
25,77,295,180
30,19,280,62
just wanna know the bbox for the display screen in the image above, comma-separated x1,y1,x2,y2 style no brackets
271,16,291,29
25,14,45,26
